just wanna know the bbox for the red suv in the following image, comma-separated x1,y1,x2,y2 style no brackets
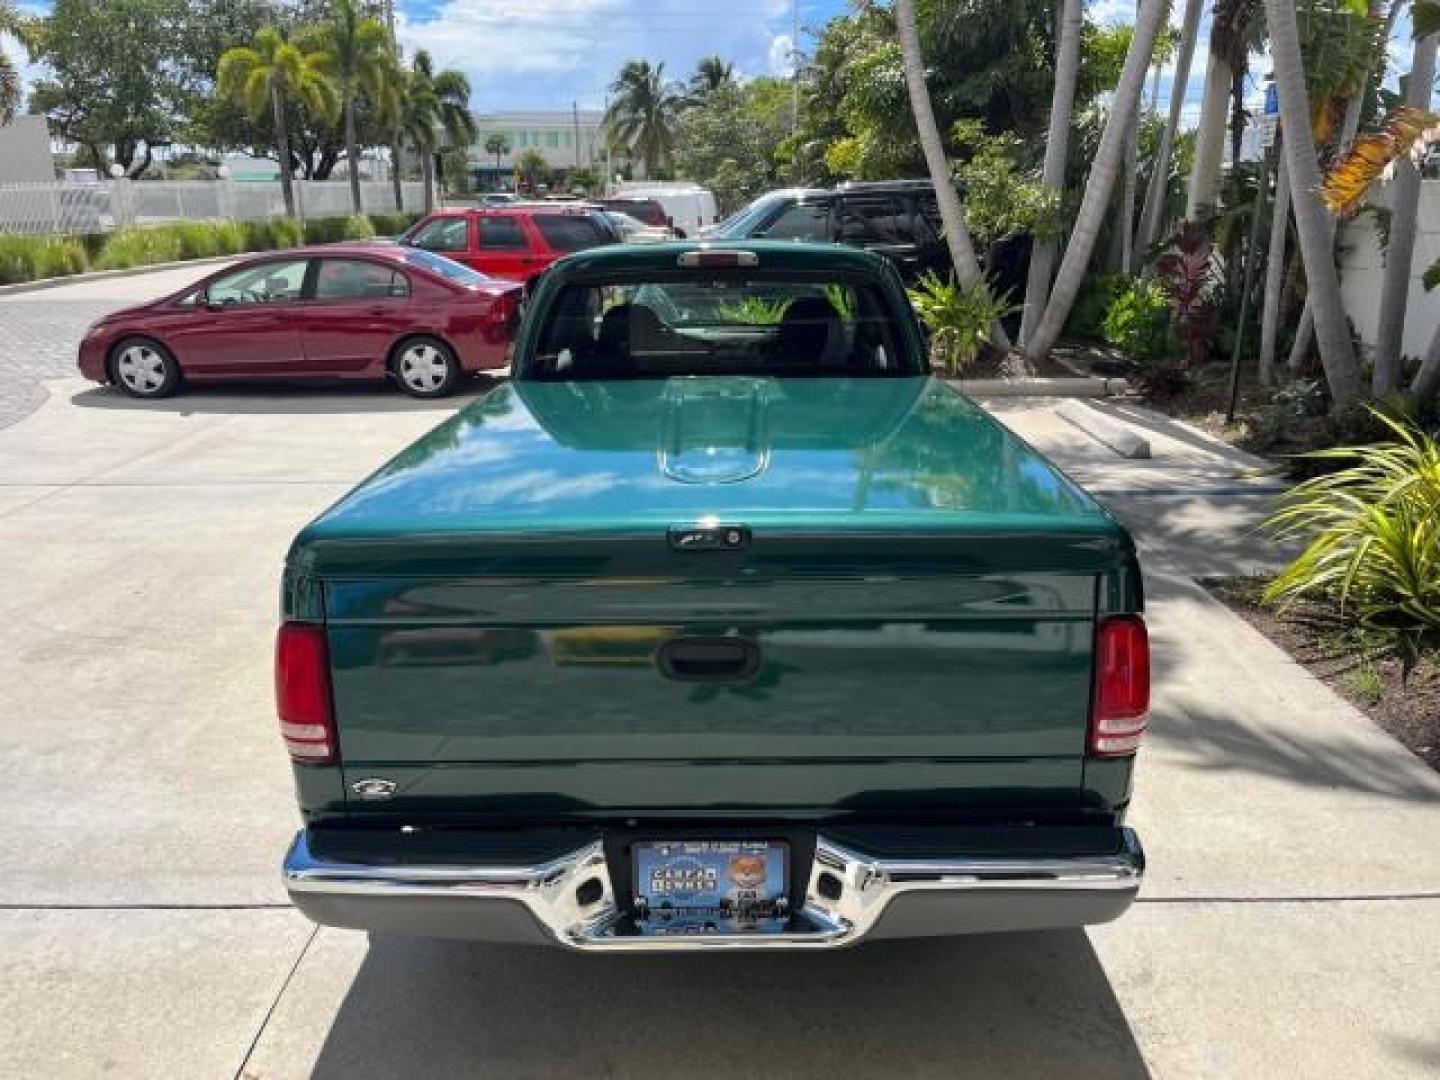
399,205,618,283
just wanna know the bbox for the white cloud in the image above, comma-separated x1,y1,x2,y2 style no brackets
768,34,795,77
396,0,797,111
0,30,48,107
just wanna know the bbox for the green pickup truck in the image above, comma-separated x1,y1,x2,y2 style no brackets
278,241,1149,951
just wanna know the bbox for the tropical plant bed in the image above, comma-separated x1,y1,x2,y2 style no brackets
1203,576,1439,772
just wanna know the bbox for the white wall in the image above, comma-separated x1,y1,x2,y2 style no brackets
0,116,56,183
1338,179,1440,361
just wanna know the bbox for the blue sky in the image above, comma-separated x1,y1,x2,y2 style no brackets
393,0,850,111
3,0,1418,122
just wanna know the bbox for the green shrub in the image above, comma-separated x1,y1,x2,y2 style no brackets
212,220,249,255
368,212,421,237
303,216,352,244
0,234,90,282
31,236,89,278
717,296,790,325
1264,412,1440,667
94,228,184,270
1065,274,1127,342
342,214,376,240
907,271,1016,374
241,217,304,251
171,221,221,259
1101,278,1175,362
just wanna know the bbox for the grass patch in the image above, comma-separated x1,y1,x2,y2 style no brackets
0,211,421,286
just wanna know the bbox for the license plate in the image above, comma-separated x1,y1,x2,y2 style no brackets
632,840,789,935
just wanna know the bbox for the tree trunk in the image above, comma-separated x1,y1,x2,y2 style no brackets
1284,0,1384,383
272,85,297,219
1137,0,1203,262
1376,31,1438,395
1019,0,1083,347
345,97,363,215
1025,0,1170,361
895,0,1009,348
1414,323,1440,400
1265,0,1363,410
391,139,405,211
1119,119,1139,275
420,146,436,213
1259,141,1289,385
1186,50,1232,217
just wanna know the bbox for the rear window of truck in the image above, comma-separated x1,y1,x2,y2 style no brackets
524,271,920,380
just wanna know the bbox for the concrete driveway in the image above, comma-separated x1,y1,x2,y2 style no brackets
0,277,1436,1078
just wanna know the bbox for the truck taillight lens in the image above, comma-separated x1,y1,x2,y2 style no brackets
276,623,337,765
1089,615,1150,757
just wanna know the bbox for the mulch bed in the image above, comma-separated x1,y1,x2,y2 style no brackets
954,342,1077,380
1203,577,1440,772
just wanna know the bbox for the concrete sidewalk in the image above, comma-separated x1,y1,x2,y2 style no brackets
0,384,1436,1079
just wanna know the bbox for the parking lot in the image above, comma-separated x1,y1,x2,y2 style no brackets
2,267,1438,1079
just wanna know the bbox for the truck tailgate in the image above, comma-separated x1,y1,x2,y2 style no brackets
321,541,1104,820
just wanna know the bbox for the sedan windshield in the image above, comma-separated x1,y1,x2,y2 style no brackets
525,272,919,380
401,249,493,285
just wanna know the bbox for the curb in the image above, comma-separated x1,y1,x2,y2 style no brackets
1056,398,1152,459
952,376,1128,398
0,255,239,297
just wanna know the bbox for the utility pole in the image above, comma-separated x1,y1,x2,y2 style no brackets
573,101,581,172
791,0,800,182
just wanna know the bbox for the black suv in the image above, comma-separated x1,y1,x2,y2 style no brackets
708,180,950,281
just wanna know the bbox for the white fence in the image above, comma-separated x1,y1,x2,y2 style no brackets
0,178,428,235
1339,179,1440,361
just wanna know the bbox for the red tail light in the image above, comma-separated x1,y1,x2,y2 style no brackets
1089,615,1150,757
275,622,337,764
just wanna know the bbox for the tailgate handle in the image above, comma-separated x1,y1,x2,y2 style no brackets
657,638,760,683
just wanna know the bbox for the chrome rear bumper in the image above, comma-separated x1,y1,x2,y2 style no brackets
284,828,1143,951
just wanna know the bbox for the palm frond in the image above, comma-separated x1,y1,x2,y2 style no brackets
1322,105,1440,213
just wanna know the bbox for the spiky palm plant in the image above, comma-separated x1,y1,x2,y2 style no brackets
605,60,683,178
218,27,338,218
399,50,475,212
300,0,395,215
686,55,734,105
1265,413,1440,670
0,0,36,125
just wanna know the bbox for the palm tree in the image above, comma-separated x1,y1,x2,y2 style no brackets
1,0,35,125
605,60,683,178
1135,0,1204,264
399,50,475,212
1281,0,1388,376
1024,0,1170,362
218,27,338,219
484,132,510,178
687,55,734,103
1258,139,1290,385
894,0,1003,346
1263,0,1363,410
515,148,549,190
1018,0,1082,347
1371,21,1437,395
302,0,393,215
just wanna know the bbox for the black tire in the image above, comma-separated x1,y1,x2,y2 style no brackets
109,336,180,399
390,335,460,398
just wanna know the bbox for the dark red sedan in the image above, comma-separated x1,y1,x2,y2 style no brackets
78,244,522,399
